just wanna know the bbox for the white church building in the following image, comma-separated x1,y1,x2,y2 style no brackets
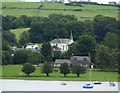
50,31,74,52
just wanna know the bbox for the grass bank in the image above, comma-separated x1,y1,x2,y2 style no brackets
10,28,30,42
1,65,118,81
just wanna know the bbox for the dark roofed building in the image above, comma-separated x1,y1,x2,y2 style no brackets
54,59,71,67
70,56,91,68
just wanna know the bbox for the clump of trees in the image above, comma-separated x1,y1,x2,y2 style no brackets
68,34,96,62
95,32,118,71
13,49,44,65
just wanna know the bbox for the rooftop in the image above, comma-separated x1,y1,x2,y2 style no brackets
50,38,72,44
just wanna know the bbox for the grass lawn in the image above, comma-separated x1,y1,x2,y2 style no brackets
10,28,30,42
2,2,118,21
1,65,118,81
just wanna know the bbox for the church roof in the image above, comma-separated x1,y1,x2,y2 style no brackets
50,38,72,44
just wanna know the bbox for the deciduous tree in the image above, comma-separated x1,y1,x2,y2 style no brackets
42,62,53,77
71,64,86,77
22,63,35,76
60,63,70,77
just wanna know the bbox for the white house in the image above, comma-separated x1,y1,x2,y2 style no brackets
50,31,74,52
26,44,40,52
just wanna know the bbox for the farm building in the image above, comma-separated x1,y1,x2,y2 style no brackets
70,56,91,68
54,59,71,67
54,56,91,68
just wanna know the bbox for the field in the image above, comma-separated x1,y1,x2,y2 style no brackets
1,65,118,81
10,28,30,41
2,2,118,20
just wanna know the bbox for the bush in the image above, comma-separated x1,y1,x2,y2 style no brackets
73,9,82,11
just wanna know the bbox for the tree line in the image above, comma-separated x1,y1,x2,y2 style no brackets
22,62,86,77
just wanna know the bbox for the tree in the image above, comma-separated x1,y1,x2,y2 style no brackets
2,15,16,30
12,15,30,28
67,21,86,40
42,62,53,77
49,14,77,22
13,50,31,64
71,64,86,77
52,51,61,61
28,52,44,64
19,31,30,46
41,42,53,62
22,63,35,76
68,42,77,56
93,15,118,42
95,45,112,70
2,51,12,65
103,32,118,50
75,35,96,62
60,63,70,77
101,32,119,71
2,30,17,45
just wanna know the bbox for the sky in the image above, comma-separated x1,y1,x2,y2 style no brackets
24,0,120,4
90,0,119,4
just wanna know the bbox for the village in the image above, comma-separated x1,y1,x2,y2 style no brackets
11,31,92,69
1,0,119,92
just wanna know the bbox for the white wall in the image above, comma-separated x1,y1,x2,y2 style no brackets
51,43,69,52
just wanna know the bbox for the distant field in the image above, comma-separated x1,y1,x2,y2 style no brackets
10,28,30,41
1,65,118,81
2,2,118,20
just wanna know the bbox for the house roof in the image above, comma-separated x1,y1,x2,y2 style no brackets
50,38,72,44
71,56,90,60
70,56,91,64
55,59,71,64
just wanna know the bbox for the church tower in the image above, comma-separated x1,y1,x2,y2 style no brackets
70,31,74,44
88,0,90,2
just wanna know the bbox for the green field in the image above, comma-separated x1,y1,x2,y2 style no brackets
1,65,118,81
10,28,30,41
2,2,118,20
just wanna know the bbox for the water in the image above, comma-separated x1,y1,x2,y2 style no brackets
0,79,118,91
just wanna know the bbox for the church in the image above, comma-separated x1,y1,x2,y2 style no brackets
50,31,74,52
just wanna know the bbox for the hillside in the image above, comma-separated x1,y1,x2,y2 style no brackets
10,28,30,42
2,2,118,20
